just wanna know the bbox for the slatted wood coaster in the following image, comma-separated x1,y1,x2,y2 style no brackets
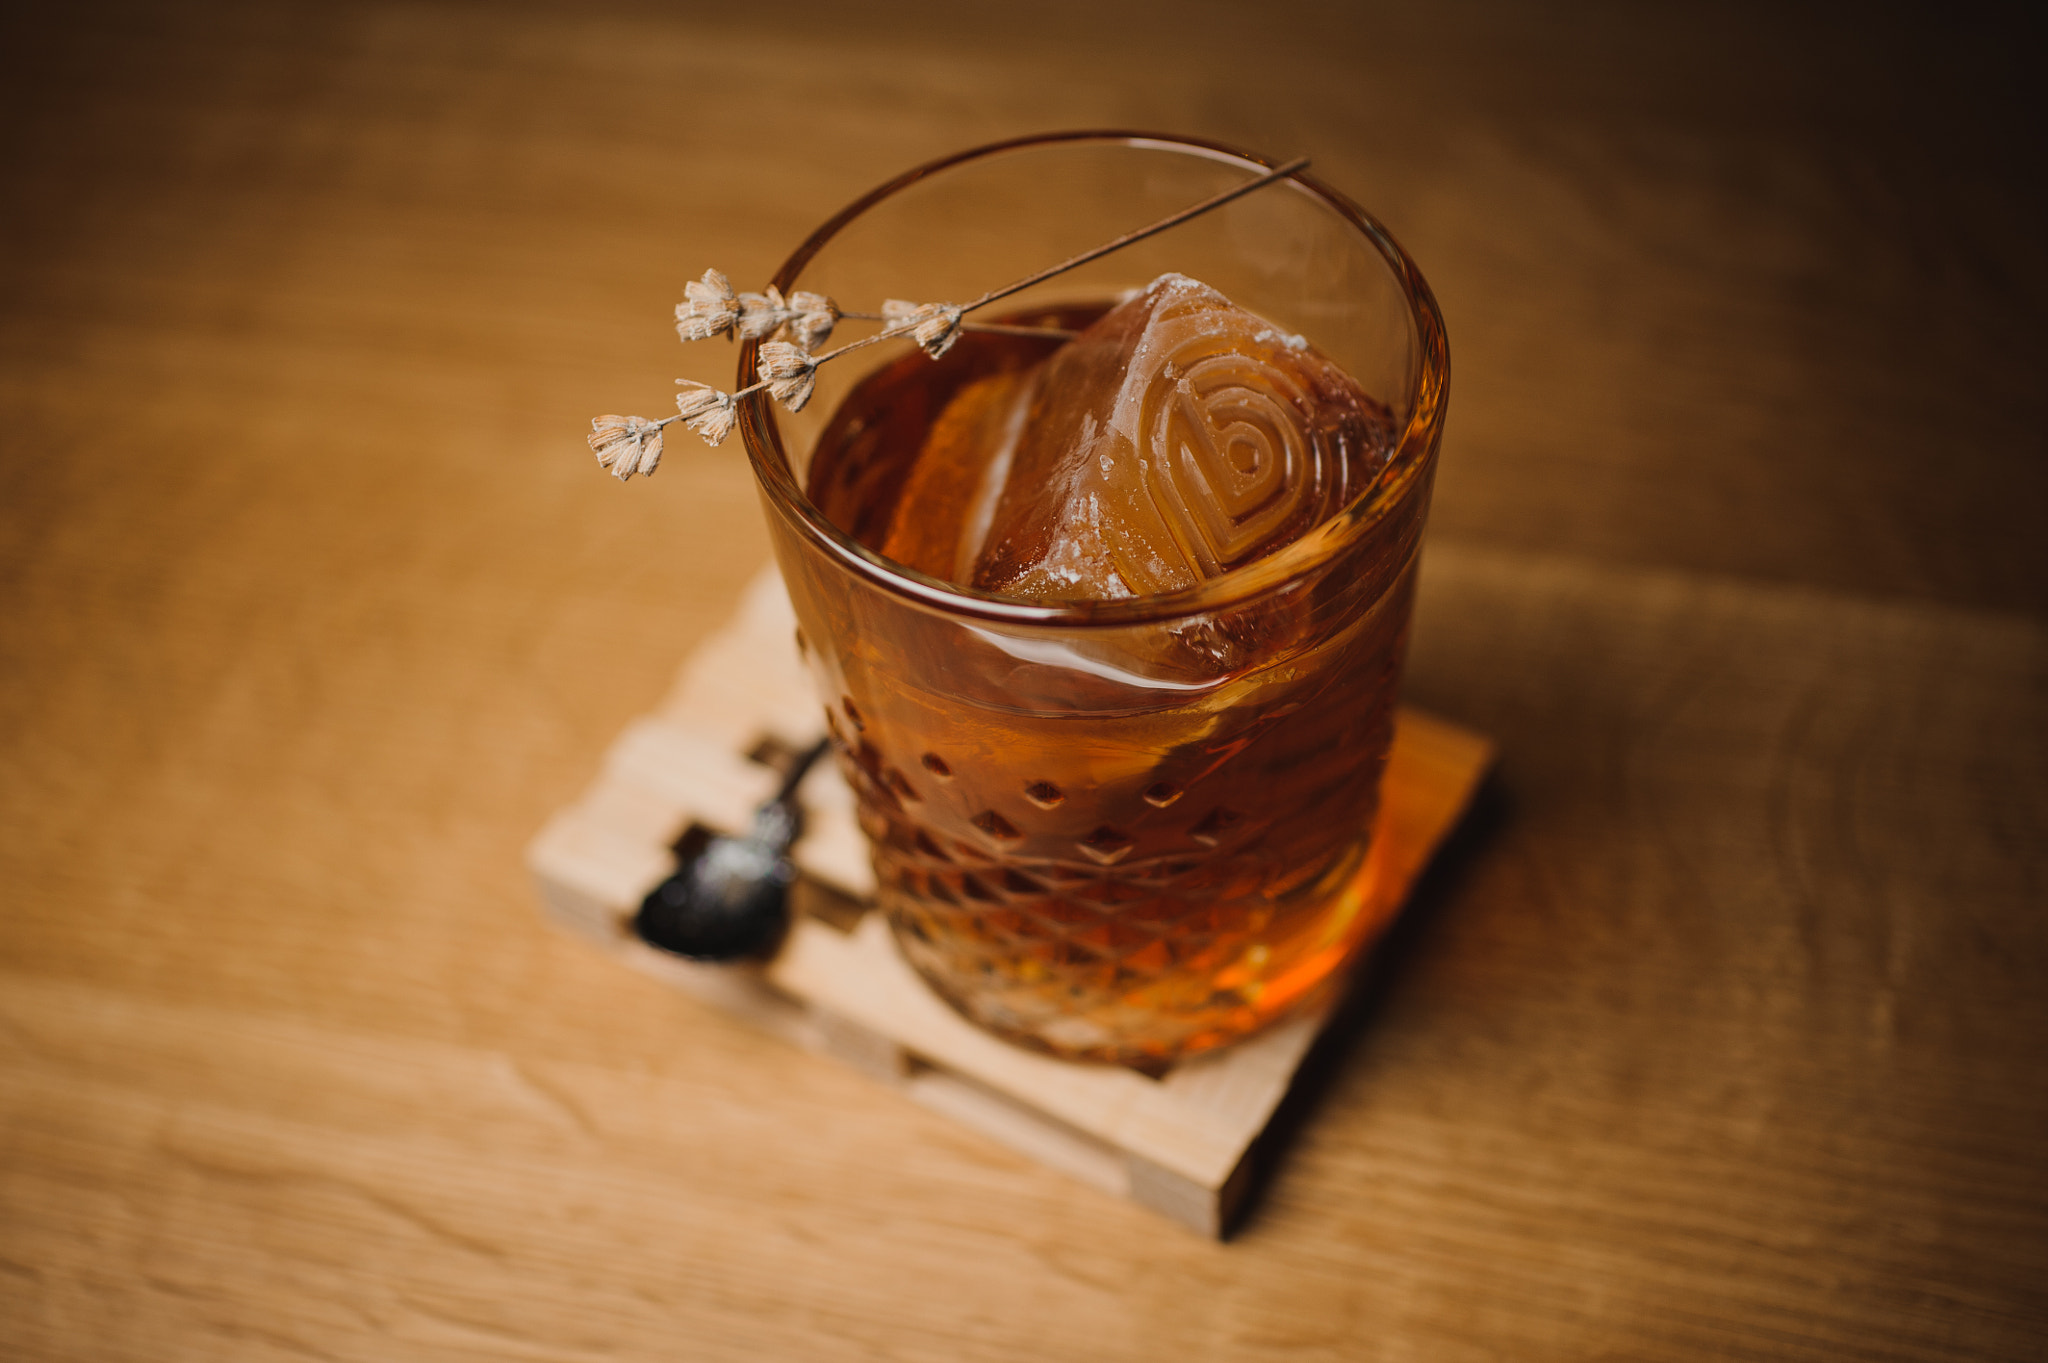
528,570,1492,1237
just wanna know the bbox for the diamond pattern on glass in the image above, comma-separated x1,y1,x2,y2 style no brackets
1024,780,1065,809
971,809,1022,844
1076,825,1135,865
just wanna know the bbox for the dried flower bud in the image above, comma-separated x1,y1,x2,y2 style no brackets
883,298,965,359
757,341,817,412
736,286,788,341
786,290,839,349
675,380,737,446
734,286,840,349
913,306,965,359
588,414,665,481
676,268,739,342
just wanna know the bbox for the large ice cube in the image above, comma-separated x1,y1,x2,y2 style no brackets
877,368,1037,583
967,274,1391,602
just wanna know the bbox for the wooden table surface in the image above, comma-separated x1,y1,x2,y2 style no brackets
4,2,2044,1358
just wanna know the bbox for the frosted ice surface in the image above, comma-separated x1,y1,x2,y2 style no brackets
966,275,1390,603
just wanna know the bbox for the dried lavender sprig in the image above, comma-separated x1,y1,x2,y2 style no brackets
594,314,937,462
677,271,840,348
837,310,1078,340
687,156,1308,358
595,156,1311,474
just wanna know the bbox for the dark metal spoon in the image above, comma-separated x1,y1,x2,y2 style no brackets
632,738,830,962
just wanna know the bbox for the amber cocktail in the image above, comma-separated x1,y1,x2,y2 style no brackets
740,134,1447,1067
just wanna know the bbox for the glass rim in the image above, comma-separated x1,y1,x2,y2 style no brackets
738,129,1449,629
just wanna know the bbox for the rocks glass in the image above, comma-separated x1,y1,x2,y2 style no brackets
739,132,1447,1068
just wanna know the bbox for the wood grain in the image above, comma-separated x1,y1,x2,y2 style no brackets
2,1,2045,1359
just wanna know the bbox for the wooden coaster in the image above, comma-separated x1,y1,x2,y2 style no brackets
528,570,1493,1238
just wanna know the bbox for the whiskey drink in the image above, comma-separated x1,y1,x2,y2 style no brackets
741,135,1447,1067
